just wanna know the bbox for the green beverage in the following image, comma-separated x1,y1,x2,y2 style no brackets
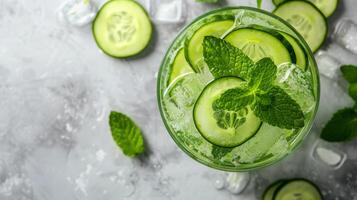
157,7,319,171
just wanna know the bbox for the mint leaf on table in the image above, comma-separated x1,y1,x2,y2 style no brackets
321,108,357,142
109,111,145,157
349,83,357,102
341,65,357,83
253,86,305,129
212,145,233,160
248,57,277,91
213,84,254,112
203,36,254,80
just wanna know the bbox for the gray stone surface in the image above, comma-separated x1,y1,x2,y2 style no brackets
0,0,356,199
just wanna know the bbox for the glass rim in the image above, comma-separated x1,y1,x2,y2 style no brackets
156,6,320,172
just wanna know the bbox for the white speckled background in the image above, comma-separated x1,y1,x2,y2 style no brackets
0,0,357,199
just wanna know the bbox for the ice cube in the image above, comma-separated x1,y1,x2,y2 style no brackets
163,73,206,120
311,140,346,170
57,0,97,27
315,50,342,81
225,172,250,194
275,63,315,113
333,19,357,55
151,0,186,24
214,177,225,190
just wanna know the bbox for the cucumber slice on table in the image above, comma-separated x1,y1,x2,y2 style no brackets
193,77,262,147
224,27,295,65
273,179,323,200
168,48,194,84
273,0,339,17
280,32,308,70
273,0,328,53
263,180,287,200
185,18,234,72
92,0,152,58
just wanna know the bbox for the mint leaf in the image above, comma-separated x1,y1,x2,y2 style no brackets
213,84,254,112
349,83,357,102
249,57,277,91
253,86,305,129
321,108,357,142
341,65,357,83
212,145,233,160
203,36,254,79
257,0,262,8
109,111,145,157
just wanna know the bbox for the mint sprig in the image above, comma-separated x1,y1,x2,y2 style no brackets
253,86,305,129
203,36,305,129
109,111,145,157
321,65,357,142
203,36,254,80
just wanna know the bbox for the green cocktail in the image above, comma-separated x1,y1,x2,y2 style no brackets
157,7,319,171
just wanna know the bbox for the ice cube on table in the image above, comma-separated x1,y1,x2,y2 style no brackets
311,140,347,170
151,0,186,24
315,50,342,81
275,63,315,113
333,19,357,55
57,0,97,27
225,172,250,194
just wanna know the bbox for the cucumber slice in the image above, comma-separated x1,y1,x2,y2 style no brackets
224,28,295,65
272,0,339,17
280,32,307,70
168,49,194,84
263,180,287,200
185,18,234,72
92,0,152,58
309,0,339,17
193,77,261,147
273,0,328,53
274,179,323,200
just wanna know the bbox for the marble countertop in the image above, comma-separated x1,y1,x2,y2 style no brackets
1,0,357,199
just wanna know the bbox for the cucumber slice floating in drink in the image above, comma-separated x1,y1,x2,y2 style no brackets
168,48,194,84
185,17,234,72
92,0,152,58
280,32,308,70
274,0,328,53
224,27,295,65
193,77,262,148
273,179,323,200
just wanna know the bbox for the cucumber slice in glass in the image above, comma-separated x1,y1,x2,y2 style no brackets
193,77,262,148
185,18,234,72
92,0,152,58
224,27,295,65
273,0,328,53
273,0,339,17
168,48,194,84
280,32,308,70
274,179,323,200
